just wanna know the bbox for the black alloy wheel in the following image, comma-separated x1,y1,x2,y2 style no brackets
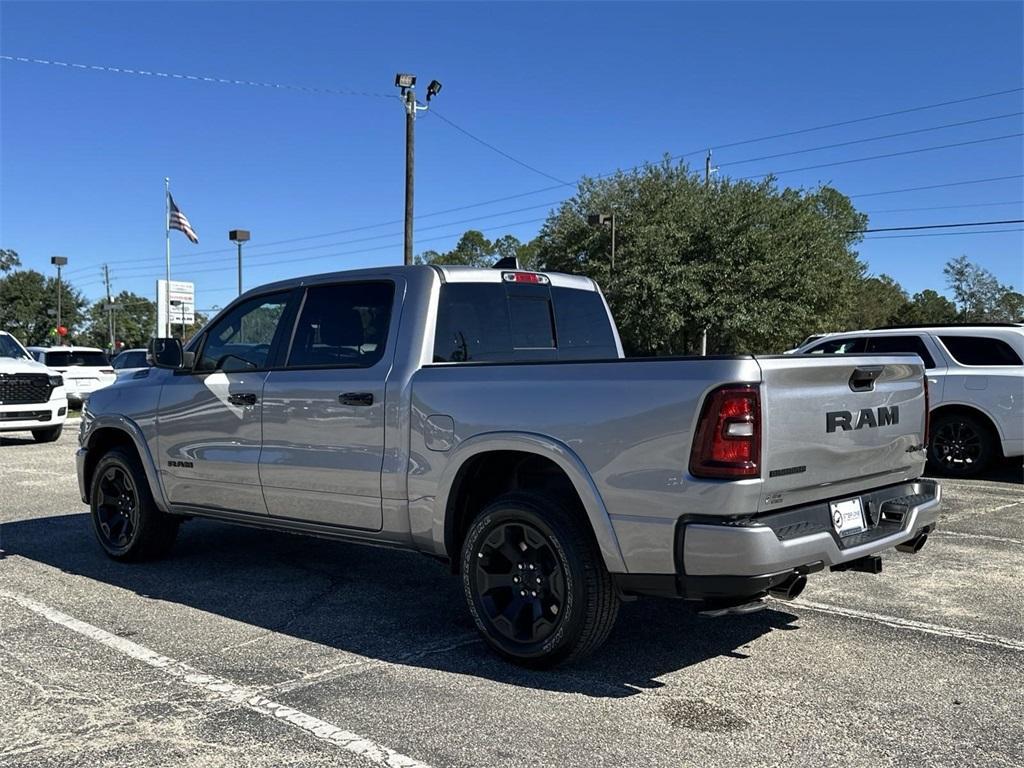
94,465,140,552
472,520,567,646
928,412,995,477
461,492,620,667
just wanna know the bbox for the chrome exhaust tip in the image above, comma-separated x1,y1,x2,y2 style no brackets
768,573,807,601
896,532,929,554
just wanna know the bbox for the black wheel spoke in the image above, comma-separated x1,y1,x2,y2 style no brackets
473,519,567,646
93,465,138,551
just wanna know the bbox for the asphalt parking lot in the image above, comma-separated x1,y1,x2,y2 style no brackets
1,427,1022,768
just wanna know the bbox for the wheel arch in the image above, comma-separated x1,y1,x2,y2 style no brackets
83,419,168,510
930,402,1004,456
437,433,627,575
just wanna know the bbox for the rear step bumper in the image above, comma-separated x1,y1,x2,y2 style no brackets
612,479,939,601
681,479,940,577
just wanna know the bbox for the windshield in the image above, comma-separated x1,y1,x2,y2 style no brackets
43,350,110,367
0,335,31,359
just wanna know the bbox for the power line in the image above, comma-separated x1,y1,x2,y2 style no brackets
864,200,1024,214
864,228,1022,240
849,174,1024,198
428,109,571,185
716,112,1023,168
0,54,395,98
736,133,1023,180
859,219,1024,233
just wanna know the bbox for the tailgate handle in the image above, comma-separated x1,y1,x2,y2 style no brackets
849,366,883,392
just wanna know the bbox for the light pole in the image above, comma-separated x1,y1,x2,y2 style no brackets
587,213,616,272
395,73,442,265
229,229,250,296
50,256,68,345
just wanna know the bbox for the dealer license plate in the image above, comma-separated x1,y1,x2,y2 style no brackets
830,497,866,536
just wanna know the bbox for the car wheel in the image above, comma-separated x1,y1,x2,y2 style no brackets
461,492,620,668
90,448,179,561
31,425,63,443
928,412,996,478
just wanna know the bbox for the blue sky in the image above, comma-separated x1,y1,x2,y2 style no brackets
1,1,1022,313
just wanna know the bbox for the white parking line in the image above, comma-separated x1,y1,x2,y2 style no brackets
932,530,1024,546
0,590,433,768
792,598,1024,652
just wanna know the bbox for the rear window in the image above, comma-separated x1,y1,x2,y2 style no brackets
43,351,109,367
939,335,1023,366
806,337,866,355
433,282,617,363
865,335,936,369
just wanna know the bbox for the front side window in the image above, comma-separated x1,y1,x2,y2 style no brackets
940,335,1024,366
0,335,29,359
197,292,289,372
113,351,148,369
865,335,936,369
287,282,395,368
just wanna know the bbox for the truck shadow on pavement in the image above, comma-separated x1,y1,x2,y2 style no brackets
3,512,802,698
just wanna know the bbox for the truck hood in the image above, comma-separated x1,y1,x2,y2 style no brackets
0,357,56,376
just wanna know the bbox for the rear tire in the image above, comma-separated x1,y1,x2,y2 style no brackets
90,448,179,561
31,425,63,443
460,492,620,668
928,411,997,478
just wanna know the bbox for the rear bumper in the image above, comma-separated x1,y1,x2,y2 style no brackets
614,479,940,600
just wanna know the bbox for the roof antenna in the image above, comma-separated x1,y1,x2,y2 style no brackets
492,256,519,269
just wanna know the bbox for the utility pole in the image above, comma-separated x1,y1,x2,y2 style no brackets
103,264,114,353
229,230,251,296
395,74,443,265
702,150,717,356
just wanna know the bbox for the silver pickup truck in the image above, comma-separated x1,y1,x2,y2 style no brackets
77,265,940,666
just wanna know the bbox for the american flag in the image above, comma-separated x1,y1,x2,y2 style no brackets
168,193,199,243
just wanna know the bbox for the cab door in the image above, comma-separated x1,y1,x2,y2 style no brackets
158,290,295,515
259,280,399,531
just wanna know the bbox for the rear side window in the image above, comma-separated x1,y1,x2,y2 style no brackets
433,282,617,363
287,282,395,368
865,335,936,369
806,337,866,355
43,351,110,367
939,335,1023,366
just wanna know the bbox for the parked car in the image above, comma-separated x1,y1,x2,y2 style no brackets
28,346,116,408
793,324,1024,476
111,348,151,379
77,265,939,666
0,330,68,442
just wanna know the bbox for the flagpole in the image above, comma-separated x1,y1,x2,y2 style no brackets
165,177,171,337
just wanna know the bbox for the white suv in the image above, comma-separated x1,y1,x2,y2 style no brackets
0,331,69,442
27,346,116,409
795,324,1024,477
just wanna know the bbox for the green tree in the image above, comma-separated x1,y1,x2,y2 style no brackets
416,230,542,269
944,255,1021,321
895,289,958,325
0,248,20,273
847,274,909,329
84,291,158,349
0,269,88,345
535,160,868,355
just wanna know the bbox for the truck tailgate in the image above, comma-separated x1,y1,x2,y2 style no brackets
755,354,927,512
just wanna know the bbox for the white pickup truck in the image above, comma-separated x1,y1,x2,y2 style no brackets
77,265,941,666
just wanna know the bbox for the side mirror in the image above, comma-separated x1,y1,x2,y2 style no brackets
148,337,184,369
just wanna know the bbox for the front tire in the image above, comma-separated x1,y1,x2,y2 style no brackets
31,425,63,443
928,412,997,477
461,492,620,668
90,448,179,561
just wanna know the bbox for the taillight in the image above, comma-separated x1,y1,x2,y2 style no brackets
689,384,761,479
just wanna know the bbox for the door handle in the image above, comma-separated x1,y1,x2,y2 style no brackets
227,392,258,406
339,392,374,406
849,366,883,393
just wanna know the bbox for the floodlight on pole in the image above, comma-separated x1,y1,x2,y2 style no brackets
587,213,616,273
229,229,251,296
51,256,68,344
394,72,442,266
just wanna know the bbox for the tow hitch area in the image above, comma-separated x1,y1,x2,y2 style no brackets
831,554,883,574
